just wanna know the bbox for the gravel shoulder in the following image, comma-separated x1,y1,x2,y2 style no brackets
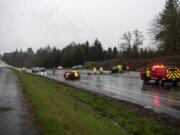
0,68,39,135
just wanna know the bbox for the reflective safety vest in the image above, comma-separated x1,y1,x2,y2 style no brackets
99,67,103,73
146,70,151,77
74,71,79,78
66,72,70,78
118,65,122,71
93,67,97,73
127,66,130,71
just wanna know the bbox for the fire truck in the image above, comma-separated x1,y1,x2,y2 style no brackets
140,65,180,86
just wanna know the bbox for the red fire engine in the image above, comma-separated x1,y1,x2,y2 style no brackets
140,65,180,86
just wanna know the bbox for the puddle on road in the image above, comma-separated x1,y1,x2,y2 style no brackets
0,107,12,112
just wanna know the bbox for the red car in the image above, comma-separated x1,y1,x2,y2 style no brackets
64,71,80,80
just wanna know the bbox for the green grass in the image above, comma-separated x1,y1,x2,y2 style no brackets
14,70,180,135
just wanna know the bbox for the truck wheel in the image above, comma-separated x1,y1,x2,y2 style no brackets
155,80,159,85
159,79,164,86
144,79,147,85
143,80,146,84
173,81,177,87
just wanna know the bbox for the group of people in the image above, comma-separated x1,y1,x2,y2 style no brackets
53,68,80,80
92,64,130,75
61,64,131,80
111,65,130,74
92,67,104,75
64,71,80,80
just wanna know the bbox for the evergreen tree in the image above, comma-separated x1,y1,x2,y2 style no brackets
107,47,113,59
113,47,118,57
93,39,104,61
152,0,180,55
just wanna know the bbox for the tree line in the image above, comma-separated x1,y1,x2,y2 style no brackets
2,0,180,68
2,39,118,68
2,37,153,68
0,29,158,68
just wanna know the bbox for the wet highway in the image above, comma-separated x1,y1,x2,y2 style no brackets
46,69,180,120
0,65,38,135
1,59,180,121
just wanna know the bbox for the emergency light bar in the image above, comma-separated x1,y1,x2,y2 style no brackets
152,65,164,68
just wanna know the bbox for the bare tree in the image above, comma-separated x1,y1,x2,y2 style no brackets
119,29,144,59
119,31,132,51
133,29,144,47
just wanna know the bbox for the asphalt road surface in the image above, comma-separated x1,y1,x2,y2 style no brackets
1,59,180,121
0,66,38,135
46,69,180,120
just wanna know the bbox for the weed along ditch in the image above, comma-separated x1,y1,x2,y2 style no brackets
14,70,180,135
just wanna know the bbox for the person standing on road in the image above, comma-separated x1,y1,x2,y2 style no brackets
53,68,56,76
74,71,79,79
145,67,151,84
118,64,122,73
126,65,130,72
93,67,97,75
99,67,104,75
65,72,70,79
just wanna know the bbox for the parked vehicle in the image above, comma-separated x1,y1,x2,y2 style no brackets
21,67,27,71
40,67,46,72
39,67,46,76
32,67,40,73
57,66,63,70
140,65,180,86
72,65,82,69
111,66,119,73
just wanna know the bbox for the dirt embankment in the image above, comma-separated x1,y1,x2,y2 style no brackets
84,55,180,71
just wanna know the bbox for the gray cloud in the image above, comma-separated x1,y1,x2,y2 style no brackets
0,0,165,53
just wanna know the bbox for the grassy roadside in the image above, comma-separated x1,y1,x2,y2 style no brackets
14,70,180,135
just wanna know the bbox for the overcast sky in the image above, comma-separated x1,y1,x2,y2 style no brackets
0,0,166,53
